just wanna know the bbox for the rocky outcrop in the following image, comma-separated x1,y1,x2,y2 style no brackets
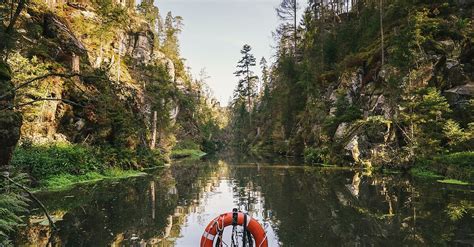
43,13,87,56
123,29,155,64
121,27,176,81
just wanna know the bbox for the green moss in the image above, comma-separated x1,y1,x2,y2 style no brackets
437,179,470,186
171,149,206,159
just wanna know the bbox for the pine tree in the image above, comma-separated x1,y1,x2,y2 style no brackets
162,12,184,72
234,44,258,116
137,0,163,47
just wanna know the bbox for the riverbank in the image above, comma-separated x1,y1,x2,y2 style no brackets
170,139,208,160
10,142,211,191
10,143,165,191
301,149,474,185
37,169,148,191
410,152,474,185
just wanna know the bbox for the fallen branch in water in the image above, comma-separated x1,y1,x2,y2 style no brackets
2,174,58,231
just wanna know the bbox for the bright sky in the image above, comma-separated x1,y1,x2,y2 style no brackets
156,0,283,106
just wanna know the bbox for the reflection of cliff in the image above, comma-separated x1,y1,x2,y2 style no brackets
16,163,473,246
230,166,473,246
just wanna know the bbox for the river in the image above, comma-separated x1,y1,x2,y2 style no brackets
15,157,473,246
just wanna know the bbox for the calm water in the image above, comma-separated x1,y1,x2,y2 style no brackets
16,158,474,246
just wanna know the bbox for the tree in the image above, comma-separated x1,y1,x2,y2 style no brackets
380,0,384,66
260,57,269,89
162,11,184,76
234,44,258,116
137,0,163,47
276,0,299,54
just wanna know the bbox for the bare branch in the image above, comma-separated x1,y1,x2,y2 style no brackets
0,73,81,101
2,98,85,110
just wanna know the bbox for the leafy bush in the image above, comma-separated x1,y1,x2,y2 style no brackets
11,144,165,182
304,147,328,165
415,152,474,182
174,139,201,151
11,144,100,180
0,174,29,243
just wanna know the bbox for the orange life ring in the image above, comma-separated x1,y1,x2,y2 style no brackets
200,211,268,247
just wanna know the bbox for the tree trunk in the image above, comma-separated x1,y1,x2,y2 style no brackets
294,0,297,54
71,52,80,72
150,110,158,149
380,0,384,66
0,62,22,174
5,0,26,34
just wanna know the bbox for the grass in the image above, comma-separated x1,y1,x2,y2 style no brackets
39,168,147,191
171,149,207,159
410,167,444,179
437,179,470,186
412,152,474,184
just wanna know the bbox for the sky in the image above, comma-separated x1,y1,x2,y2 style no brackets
156,0,284,106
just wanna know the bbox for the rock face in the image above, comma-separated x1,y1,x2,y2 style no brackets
0,62,22,170
121,27,176,81
124,29,155,64
43,13,87,56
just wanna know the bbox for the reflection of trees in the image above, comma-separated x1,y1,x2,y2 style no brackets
16,162,473,246
16,162,224,246
229,166,473,246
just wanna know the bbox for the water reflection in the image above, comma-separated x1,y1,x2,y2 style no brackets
16,159,473,246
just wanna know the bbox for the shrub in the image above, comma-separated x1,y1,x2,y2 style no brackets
11,144,100,180
304,147,328,165
174,139,201,151
11,144,165,182
415,152,474,182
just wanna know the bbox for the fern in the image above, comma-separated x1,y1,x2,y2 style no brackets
0,173,30,243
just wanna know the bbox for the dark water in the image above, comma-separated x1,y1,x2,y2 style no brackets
16,158,474,246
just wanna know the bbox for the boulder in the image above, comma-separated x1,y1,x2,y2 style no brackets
334,122,348,139
345,135,360,163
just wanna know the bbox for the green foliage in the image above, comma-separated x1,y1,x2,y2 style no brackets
446,201,472,221
414,152,474,182
11,144,100,180
399,87,452,157
0,174,29,243
11,144,165,182
443,120,473,151
162,12,185,76
410,167,443,179
137,0,163,47
170,149,206,159
174,139,200,150
235,0,473,170
39,169,145,190
303,147,328,165
437,179,469,186
93,0,129,28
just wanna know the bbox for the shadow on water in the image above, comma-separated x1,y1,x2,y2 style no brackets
15,158,474,246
